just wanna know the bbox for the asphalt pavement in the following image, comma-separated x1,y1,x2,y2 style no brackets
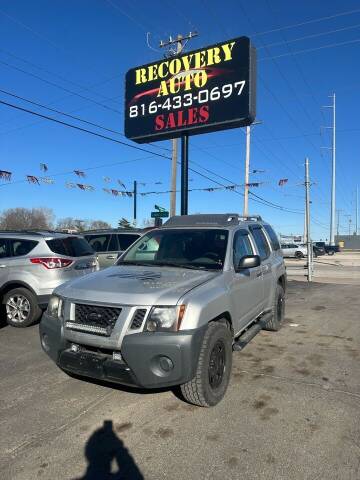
0,280,359,480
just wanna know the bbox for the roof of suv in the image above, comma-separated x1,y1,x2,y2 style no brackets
162,214,265,229
83,229,143,234
0,230,82,239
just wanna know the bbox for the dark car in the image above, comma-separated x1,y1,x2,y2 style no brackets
314,242,340,255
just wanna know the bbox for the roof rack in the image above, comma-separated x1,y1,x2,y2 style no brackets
83,228,142,233
0,229,77,236
163,214,263,228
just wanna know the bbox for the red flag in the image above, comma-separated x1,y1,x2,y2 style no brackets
0,170,12,181
27,175,40,185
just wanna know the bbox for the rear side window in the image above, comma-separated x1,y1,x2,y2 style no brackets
108,235,119,251
249,226,270,260
0,238,10,258
46,237,94,257
263,224,280,251
84,234,111,253
118,234,140,250
10,239,38,257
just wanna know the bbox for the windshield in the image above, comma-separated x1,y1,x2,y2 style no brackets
118,229,228,270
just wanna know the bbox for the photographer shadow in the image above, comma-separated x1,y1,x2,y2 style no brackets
74,420,144,480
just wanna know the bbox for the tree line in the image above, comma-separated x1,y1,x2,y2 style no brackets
0,207,111,231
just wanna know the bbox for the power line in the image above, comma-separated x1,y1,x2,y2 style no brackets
0,47,122,107
251,7,360,37
0,97,171,159
260,37,360,61
257,22,360,51
0,59,122,115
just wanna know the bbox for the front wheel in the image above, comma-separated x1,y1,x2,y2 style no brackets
295,251,304,259
3,287,42,327
180,322,233,407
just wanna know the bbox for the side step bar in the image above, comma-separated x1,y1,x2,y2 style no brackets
233,312,272,352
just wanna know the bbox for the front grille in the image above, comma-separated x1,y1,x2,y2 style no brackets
130,309,147,329
65,304,121,336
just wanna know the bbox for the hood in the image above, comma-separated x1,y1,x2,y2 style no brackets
55,265,219,305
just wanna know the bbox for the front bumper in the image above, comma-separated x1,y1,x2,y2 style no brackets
39,313,207,389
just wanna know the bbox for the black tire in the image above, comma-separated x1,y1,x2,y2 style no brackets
263,284,285,332
295,251,304,259
327,250,335,256
3,287,42,327
180,322,233,407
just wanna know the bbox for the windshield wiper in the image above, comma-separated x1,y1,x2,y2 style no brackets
151,261,209,270
118,261,152,267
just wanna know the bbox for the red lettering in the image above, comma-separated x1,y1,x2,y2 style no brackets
166,113,176,129
199,105,209,123
155,115,165,130
188,107,198,125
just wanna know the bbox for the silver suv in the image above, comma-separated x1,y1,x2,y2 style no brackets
40,214,286,407
0,231,98,327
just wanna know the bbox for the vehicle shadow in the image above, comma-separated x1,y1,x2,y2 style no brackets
73,420,144,480
66,371,172,397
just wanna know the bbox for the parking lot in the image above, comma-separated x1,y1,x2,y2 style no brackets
1,275,359,480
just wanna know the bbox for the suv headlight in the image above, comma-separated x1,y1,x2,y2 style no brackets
145,305,186,332
46,295,64,319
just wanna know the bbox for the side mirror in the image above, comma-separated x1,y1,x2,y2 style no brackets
237,254,261,270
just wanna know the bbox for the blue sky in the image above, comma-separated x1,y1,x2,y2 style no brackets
0,0,359,239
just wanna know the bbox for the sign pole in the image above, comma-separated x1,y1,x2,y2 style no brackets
133,180,137,223
181,133,189,215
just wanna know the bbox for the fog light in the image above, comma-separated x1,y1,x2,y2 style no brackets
159,356,174,372
146,320,157,332
70,343,80,353
113,351,122,361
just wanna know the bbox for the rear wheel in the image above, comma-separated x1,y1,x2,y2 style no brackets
295,251,304,259
327,250,335,256
3,287,42,327
180,322,232,407
264,284,285,332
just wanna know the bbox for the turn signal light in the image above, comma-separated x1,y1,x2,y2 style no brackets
30,257,73,269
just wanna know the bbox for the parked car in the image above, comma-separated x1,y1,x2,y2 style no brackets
281,243,307,259
314,241,340,255
40,214,286,407
312,244,326,257
0,231,98,327
84,229,142,268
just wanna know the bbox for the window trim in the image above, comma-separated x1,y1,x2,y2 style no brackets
232,229,254,270
249,225,271,261
262,224,280,251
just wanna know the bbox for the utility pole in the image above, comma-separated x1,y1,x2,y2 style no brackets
242,121,261,216
322,93,336,245
159,32,198,217
356,186,359,235
243,125,251,216
133,180,137,224
305,157,312,282
336,209,343,236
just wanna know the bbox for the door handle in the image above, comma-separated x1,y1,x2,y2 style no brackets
106,255,116,259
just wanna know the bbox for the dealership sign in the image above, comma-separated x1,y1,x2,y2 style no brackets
124,36,256,143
